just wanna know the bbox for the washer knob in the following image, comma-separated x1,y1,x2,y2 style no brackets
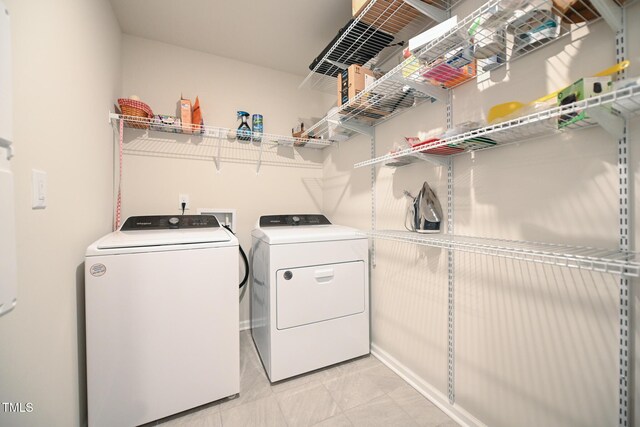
292,216,300,224
168,217,180,226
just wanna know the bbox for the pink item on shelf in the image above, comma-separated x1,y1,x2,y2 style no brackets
421,62,463,83
407,137,464,156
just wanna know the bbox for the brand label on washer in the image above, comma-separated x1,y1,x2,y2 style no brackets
90,263,106,277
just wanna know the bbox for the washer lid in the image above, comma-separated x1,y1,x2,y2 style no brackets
95,228,232,250
252,224,366,244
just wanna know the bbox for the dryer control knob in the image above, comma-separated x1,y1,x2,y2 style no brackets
292,216,300,224
168,217,180,226
283,271,293,280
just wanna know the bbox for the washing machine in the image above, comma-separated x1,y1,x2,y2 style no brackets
85,215,239,427
251,214,369,382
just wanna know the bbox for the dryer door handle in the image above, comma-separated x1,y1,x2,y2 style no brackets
314,268,334,283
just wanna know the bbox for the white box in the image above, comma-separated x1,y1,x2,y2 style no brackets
409,15,458,55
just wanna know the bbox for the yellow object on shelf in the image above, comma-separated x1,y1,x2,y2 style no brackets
487,101,525,124
486,60,630,124
532,60,629,104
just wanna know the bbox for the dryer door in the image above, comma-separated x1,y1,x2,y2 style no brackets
276,261,365,330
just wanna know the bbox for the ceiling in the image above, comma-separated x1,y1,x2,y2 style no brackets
108,0,352,77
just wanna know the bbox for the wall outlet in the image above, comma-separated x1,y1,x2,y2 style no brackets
179,194,190,212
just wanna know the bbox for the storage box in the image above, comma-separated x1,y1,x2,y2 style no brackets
557,76,612,129
337,64,376,107
409,15,459,60
178,98,192,134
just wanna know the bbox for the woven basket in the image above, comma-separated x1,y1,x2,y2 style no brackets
118,98,153,129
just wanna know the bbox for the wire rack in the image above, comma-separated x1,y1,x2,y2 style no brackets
368,230,640,277
109,113,333,149
300,0,457,93
304,0,627,143
355,84,640,167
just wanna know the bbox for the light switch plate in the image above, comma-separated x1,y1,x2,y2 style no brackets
31,169,46,209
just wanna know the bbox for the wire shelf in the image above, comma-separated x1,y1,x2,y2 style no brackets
305,0,627,143
300,0,456,93
368,230,640,277
355,84,640,167
109,113,333,149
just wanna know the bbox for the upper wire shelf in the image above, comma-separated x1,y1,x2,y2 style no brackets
304,0,626,143
355,84,640,167
108,113,333,149
368,230,640,277
300,0,457,94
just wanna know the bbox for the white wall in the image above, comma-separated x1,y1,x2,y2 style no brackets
0,0,121,426
323,4,640,426
119,35,334,326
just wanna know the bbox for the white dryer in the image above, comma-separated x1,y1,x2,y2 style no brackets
251,214,369,382
85,215,239,427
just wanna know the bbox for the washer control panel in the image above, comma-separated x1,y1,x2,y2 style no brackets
259,214,331,227
121,215,220,230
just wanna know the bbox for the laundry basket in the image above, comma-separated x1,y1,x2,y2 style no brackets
117,98,154,129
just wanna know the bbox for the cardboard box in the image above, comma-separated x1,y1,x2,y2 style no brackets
352,0,368,15
557,76,612,129
337,64,376,107
353,0,431,34
191,96,203,133
178,98,192,134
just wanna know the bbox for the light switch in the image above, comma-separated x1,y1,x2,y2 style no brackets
31,169,46,209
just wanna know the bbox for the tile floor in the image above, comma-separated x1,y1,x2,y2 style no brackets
154,331,457,427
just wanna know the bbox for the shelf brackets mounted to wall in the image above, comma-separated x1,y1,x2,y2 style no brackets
389,74,448,103
587,106,625,139
590,0,623,32
328,119,375,138
410,152,449,167
402,0,448,23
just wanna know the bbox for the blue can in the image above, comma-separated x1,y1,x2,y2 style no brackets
252,114,263,143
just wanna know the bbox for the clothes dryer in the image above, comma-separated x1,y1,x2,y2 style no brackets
251,214,369,382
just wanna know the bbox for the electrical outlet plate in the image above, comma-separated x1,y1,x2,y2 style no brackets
198,208,236,232
179,194,190,211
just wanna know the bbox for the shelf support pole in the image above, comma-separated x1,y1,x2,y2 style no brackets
615,7,632,427
371,130,376,268
402,0,447,23
446,89,456,405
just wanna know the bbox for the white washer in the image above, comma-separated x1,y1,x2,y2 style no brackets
251,214,369,382
85,215,239,427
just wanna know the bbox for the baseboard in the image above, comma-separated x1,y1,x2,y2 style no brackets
371,343,486,427
239,319,251,331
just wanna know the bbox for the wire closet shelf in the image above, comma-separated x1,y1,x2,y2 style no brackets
108,113,333,149
368,230,640,277
355,84,640,167
303,0,625,143
300,0,458,93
